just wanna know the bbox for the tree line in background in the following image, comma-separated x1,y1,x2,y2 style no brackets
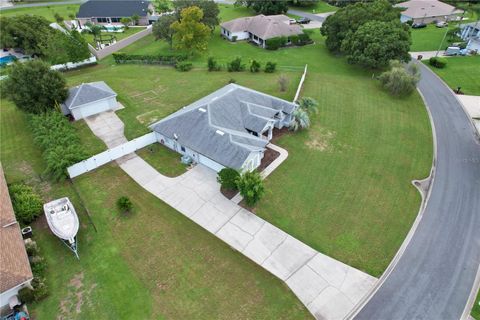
234,0,323,15
0,15,90,65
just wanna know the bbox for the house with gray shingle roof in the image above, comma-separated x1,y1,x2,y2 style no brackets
150,84,297,172
61,81,118,120
394,0,462,24
220,14,303,48
76,0,155,26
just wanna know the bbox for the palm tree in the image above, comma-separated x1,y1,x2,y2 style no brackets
299,97,319,114
291,108,310,131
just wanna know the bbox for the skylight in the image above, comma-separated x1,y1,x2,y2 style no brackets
199,108,207,112
216,130,225,136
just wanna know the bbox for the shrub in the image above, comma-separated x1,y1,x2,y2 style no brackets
227,57,245,72
278,74,289,92
236,171,265,207
117,196,133,213
264,61,277,73
31,276,48,301
250,59,261,72
429,57,447,68
29,111,87,181
9,183,43,225
228,78,236,84
207,57,221,71
18,287,35,304
175,61,193,72
379,60,420,97
217,168,240,190
265,36,287,50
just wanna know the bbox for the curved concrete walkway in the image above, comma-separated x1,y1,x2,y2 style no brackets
85,110,376,320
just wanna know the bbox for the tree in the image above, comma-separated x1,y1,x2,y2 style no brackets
153,14,176,48
291,108,311,131
131,14,140,25
120,17,132,29
290,0,319,7
9,183,43,225
173,0,220,31
249,59,261,72
153,0,172,13
43,30,91,64
207,56,221,71
171,6,210,54
341,20,411,69
320,0,401,52
278,74,289,92
4,60,68,113
378,61,420,97
54,12,64,24
217,168,240,190
236,171,265,207
298,97,319,114
235,0,288,15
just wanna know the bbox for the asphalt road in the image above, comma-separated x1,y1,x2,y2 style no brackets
355,63,480,319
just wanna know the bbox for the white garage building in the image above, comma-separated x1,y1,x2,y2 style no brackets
61,81,118,120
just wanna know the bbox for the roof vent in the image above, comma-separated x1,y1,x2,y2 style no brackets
198,107,207,112
216,130,225,136
174,133,178,140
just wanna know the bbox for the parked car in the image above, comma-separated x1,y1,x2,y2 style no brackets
436,21,448,28
412,22,427,29
444,46,467,56
297,17,311,24
289,18,297,25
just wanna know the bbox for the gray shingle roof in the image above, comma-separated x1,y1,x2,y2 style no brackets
151,84,297,169
63,81,117,110
221,14,303,40
77,0,151,18
395,0,462,19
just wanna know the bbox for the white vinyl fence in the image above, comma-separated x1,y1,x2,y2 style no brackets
293,64,308,103
68,132,156,178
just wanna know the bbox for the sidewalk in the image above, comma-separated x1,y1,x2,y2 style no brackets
456,94,480,135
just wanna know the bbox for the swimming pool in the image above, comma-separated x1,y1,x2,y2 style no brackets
103,25,124,32
0,55,15,66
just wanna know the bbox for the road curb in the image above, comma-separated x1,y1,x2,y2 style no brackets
345,62,438,319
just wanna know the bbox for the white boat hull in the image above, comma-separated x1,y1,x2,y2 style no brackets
44,197,79,243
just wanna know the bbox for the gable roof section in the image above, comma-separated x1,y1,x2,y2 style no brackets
221,14,304,40
77,0,151,18
151,84,297,169
63,81,117,110
0,164,33,294
395,0,462,19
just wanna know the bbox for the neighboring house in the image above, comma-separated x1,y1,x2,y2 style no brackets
395,0,463,24
150,84,298,172
0,165,33,315
76,0,155,26
460,21,480,52
220,14,303,48
61,81,118,120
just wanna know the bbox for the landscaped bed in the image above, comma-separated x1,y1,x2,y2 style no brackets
82,27,146,48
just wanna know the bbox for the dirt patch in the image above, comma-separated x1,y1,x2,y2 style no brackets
305,128,335,152
220,187,238,200
257,147,281,172
57,272,97,320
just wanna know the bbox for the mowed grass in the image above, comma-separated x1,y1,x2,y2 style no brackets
473,290,480,319
0,4,80,21
289,1,338,13
425,56,480,95
410,24,455,52
137,143,187,177
0,100,312,319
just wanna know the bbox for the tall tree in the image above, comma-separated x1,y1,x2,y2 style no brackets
153,0,172,13
235,0,288,15
341,20,411,69
3,60,68,113
290,0,319,7
320,0,401,52
153,14,177,48
171,6,210,54
173,0,219,31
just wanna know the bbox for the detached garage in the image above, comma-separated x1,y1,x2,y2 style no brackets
61,81,118,120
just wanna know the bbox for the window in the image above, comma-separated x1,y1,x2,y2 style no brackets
181,146,186,152
111,17,120,23
97,17,108,23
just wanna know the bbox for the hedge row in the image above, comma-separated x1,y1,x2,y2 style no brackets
266,33,313,50
112,52,188,65
29,111,87,181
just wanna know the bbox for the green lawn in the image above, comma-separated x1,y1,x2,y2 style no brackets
289,1,338,13
410,24,459,52
425,56,480,95
0,4,80,21
0,100,312,319
137,143,187,177
82,27,146,47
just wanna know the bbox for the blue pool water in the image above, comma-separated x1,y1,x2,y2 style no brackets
0,55,15,65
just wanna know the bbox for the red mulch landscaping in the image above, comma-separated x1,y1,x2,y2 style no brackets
271,127,292,143
257,147,280,172
220,187,238,200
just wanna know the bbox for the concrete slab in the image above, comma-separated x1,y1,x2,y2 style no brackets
262,236,317,280
307,253,349,288
457,95,480,118
190,202,236,233
216,222,253,251
230,208,265,235
242,223,288,265
286,263,329,305
308,286,354,320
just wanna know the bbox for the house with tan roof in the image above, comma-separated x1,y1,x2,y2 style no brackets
220,14,303,48
395,0,463,24
0,164,33,315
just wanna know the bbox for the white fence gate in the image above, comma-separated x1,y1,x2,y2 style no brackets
68,132,157,178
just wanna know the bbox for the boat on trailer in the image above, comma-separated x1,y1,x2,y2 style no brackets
44,197,80,259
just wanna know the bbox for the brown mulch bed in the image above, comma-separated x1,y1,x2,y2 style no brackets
271,127,292,144
257,147,281,172
220,187,238,200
